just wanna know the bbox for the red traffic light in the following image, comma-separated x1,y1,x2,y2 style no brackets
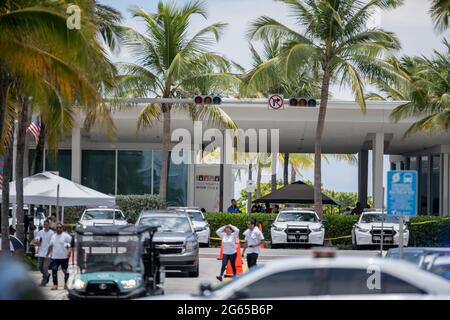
289,98,298,107
194,96,203,104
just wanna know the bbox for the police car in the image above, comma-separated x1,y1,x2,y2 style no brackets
352,209,409,250
77,207,128,227
270,208,326,247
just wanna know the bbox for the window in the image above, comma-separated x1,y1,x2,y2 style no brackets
45,150,72,179
326,268,424,295
117,151,151,195
82,150,115,195
241,269,322,298
431,155,440,216
419,156,428,214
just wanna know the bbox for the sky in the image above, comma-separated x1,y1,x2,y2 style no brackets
100,0,448,196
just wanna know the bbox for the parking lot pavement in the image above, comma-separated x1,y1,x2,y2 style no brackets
30,248,381,298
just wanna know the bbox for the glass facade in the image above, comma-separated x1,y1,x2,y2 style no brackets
28,149,71,179
82,150,116,195
80,149,187,205
403,155,441,216
117,150,152,195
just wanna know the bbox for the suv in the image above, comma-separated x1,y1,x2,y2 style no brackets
352,209,409,250
169,207,210,247
136,211,199,277
270,208,326,248
77,207,127,227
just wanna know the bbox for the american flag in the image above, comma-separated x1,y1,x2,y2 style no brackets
27,118,41,144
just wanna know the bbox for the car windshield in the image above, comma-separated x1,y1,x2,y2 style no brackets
139,216,192,233
82,210,124,220
360,213,399,223
187,211,204,222
429,259,450,280
76,234,141,273
277,212,318,222
387,251,424,265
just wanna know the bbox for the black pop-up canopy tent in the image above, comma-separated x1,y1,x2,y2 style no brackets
254,181,343,206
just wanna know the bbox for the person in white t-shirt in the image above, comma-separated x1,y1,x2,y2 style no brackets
46,223,72,290
215,224,239,281
35,220,54,286
242,219,264,268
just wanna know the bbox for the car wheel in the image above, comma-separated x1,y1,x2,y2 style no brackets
188,264,199,278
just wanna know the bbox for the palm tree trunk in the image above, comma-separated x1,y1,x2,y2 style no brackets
283,153,289,186
0,69,10,146
1,127,14,252
15,97,29,245
31,121,45,174
159,103,171,205
290,166,296,184
256,165,262,199
314,73,331,219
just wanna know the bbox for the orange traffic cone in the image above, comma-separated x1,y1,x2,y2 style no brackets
258,224,264,249
224,239,244,277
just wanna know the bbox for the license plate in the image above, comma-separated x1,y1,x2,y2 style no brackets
288,235,297,240
384,236,393,241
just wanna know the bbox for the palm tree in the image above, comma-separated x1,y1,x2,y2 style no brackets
248,0,402,217
430,0,450,32
115,1,238,205
390,39,450,138
1,0,119,246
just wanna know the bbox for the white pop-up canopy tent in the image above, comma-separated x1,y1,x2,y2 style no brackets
1,172,115,223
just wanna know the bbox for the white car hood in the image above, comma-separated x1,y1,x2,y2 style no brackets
79,219,127,226
274,221,323,229
358,222,399,230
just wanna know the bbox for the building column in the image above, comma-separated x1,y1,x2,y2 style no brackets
441,153,450,216
358,150,368,207
372,133,384,209
71,125,81,183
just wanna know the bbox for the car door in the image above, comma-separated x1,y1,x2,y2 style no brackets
229,268,327,299
323,268,425,295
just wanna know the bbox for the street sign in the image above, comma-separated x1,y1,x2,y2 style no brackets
246,180,255,193
387,170,418,216
268,94,284,110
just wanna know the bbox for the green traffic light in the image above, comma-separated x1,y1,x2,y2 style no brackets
213,96,222,105
308,99,317,107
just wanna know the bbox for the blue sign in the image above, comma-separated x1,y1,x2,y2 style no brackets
387,171,418,216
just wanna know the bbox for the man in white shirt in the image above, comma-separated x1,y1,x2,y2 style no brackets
243,219,264,268
35,220,54,286
46,223,72,290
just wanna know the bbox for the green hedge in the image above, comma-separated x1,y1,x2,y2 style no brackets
204,213,450,248
116,194,164,222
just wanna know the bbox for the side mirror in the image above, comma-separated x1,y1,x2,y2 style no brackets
194,227,203,233
321,220,328,226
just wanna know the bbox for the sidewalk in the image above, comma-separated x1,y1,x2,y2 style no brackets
31,266,77,300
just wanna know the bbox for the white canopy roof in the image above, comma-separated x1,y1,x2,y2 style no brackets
1,172,115,207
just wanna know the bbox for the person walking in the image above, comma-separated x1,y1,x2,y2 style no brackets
46,223,72,290
242,219,264,268
215,224,239,281
35,220,54,286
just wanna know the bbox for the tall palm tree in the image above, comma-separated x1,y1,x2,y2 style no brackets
1,0,119,246
430,0,450,32
115,1,238,205
248,0,402,217
390,39,450,138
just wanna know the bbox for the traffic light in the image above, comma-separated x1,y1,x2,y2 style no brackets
288,98,317,107
308,99,317,107
194,96,222,105
289,98,298,107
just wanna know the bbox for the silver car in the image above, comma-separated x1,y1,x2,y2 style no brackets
136,211,200,277
169,207,210,247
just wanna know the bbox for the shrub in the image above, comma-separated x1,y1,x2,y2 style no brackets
409,216,450,247
116,194,164,222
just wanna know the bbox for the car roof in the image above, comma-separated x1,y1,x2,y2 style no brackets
279,208,317,213
84,207,122,211
216,256,450,295
139,210,189,218
432,256,450,265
